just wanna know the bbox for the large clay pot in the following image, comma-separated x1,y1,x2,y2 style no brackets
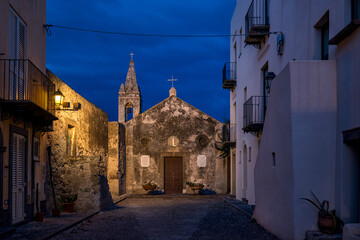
318,213,336,234
142,185,157,191
190,185,204,191
63,203,75,212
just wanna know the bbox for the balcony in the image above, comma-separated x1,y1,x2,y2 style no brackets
222,123,236,147
245,0,270,48
222,62,236,89
0,59,57,130
243,96,265,133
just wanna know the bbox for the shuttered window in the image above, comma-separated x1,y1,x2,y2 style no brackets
11,133,26,224
9,9,26,100
33,138,40,161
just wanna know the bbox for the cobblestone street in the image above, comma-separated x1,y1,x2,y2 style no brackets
52,196,278,240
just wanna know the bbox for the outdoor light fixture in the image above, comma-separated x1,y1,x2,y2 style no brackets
54,89,81,111
265,72,276,94
54,89,64,107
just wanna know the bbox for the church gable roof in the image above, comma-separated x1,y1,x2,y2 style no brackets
130,95,220,125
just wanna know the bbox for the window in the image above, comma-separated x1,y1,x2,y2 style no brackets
262,64,269,112
33,138,40,161
321,21,329,60
244,87,247,103
239,28,242,58
9,9,26,100
272,152,276,167
67,125,76,156
352,0,360,20
249,147,252,162
233,42,237,64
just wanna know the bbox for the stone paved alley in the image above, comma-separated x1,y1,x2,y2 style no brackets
51,196,278,240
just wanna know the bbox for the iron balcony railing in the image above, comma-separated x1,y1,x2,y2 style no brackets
245,0,270,35
222,62,237,89
243,96,265,132
0,59,55,115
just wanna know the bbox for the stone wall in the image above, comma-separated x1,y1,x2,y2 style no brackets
107,122,126,196
46,70,112,212
125,95,227,194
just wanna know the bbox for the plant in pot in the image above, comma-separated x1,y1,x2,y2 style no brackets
301,191,344,234
186,181,204,191
59,193,78,212
142,181,157,191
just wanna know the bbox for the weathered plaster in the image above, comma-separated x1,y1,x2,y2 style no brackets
124,95,227,194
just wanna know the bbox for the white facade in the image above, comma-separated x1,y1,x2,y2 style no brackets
228,0,360,239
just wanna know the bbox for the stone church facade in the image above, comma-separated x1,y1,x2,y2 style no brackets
114,59,227,194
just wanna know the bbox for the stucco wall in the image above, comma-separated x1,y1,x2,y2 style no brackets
46,70,112,212
125,95,226,194
0,0,46,72
334,27,360,223
254,61,337,240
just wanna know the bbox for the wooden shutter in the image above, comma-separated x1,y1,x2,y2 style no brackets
9,11,17,100
12,133,25,224
18,22,25,100
33,138,40,161
8,9,26,100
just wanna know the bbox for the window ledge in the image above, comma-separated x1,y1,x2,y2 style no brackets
328,19,360,45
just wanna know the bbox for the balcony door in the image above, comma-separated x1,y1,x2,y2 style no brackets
9,9,26,100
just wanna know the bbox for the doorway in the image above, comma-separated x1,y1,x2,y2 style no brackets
231,149,236,195
164,157,183,194
242,145,248,199
11,132,26,224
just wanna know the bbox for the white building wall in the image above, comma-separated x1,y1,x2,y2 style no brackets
229,0,360,238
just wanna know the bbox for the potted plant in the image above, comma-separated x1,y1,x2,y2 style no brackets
142,181,157,191
301,191,344,234
186,181,204,191
59,193,78,212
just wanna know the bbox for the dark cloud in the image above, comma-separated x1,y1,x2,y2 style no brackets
46,0,235,121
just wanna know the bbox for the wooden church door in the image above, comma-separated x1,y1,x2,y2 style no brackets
164,157,182,194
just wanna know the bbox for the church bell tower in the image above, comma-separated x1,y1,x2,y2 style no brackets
118,55,141,123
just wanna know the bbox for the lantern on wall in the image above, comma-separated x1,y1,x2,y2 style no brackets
54,89,64,107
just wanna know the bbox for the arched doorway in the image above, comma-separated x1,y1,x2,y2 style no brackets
242,145,247,199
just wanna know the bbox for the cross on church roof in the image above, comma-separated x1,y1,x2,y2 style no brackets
168,75,178,88
130,52,134,60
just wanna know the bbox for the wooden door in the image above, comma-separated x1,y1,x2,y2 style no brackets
11,133,25,224
164,157,182,194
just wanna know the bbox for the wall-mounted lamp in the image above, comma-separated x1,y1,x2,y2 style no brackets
54,89,81,111
265,72,276,94
54,89,64,107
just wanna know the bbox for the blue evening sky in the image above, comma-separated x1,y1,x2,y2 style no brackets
46,0,235,122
